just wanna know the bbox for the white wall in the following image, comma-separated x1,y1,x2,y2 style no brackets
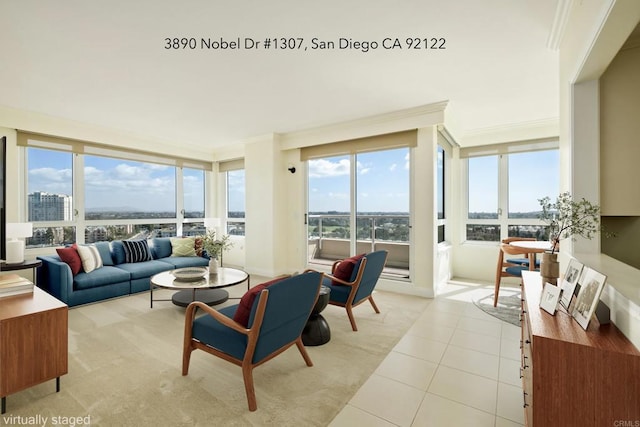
559,0,640,348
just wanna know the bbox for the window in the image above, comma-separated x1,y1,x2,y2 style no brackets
21,132,211,248
467,156,499,241
84,156,176,220
307,147,410,277
465,149,559,242
437,144,445,243
226,169,245,236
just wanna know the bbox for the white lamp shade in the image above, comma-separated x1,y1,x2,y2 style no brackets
204,218,221,229
6,222,33,239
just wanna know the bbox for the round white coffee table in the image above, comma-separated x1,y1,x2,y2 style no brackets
150,267,249,308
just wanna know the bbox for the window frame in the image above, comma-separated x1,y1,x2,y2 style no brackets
22,141,211,249
463,147,559,244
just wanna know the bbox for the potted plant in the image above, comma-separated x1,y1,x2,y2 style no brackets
201,229,233,274
537,191,609,284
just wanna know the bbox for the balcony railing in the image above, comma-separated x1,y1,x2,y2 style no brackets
308,214,410,278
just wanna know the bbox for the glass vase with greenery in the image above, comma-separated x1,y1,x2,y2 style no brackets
201,229,233,260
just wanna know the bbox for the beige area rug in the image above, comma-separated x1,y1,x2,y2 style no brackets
4,284,429,427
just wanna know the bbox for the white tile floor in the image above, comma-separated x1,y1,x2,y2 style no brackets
329,280,525,427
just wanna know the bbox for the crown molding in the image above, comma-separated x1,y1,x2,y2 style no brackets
459,117,559,147
547,0,574,51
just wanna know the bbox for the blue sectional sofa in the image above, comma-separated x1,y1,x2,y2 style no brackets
37,238,209,307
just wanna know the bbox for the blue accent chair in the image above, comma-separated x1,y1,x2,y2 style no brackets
323,250,388,331
182,270,323,411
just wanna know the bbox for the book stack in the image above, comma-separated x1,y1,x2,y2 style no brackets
0,274,34,298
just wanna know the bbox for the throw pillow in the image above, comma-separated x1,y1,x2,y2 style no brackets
76,244,104,273
56,244,82,276
332,253,365,285
94,241,114,266
194,237,204,257
122,239,153,263
170,237,196,257
233,277,285,327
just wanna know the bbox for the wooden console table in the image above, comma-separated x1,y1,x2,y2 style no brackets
521,271,640,426
0,285,68,414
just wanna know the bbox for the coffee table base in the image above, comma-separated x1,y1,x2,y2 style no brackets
171,289,229,307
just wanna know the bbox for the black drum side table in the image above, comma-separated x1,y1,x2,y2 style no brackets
302,285,331,346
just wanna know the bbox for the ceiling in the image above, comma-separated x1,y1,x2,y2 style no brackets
0,0,560,151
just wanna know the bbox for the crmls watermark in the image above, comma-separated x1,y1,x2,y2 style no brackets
614,421,640,427
1,414,92,426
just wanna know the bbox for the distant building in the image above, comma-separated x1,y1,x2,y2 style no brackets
28,192,73,221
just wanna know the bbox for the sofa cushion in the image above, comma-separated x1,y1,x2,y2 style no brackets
74,266,131,290
95,241,114,266
115,259,173,280
76,244,104,273
122,240,153,263
332,253,365,285
149,238,172,259
233,277,284,327
56,244,82,276
170,237,197,257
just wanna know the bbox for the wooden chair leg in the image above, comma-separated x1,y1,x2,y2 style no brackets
346,306,358,331
494,250,505,307
295,337,313,367
242,364,258,412
368,295,380,313
182,343,193,376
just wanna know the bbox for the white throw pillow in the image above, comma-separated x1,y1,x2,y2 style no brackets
77,244,104,273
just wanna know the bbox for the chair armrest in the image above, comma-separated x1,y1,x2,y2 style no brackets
322,272,356,287
185,301,249,335
37,255,73,303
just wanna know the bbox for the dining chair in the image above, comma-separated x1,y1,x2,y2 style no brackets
501,237,537,267
181,270,323,411
494,241,537,306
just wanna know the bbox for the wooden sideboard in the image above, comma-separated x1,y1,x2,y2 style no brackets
521,271,640,426
0,285,68,414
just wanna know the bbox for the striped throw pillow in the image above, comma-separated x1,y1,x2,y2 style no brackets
76,244,104,273
122,240,153,263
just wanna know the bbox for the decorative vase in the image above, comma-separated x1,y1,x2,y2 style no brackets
209,258,219,275
540,252,560,285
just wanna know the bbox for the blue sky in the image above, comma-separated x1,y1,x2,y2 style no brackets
468,150,559,213
308,148,410,213
28,148,204,212
28,147,558,215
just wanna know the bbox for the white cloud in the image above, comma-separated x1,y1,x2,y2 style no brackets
389,163,397,172
308,158,349,178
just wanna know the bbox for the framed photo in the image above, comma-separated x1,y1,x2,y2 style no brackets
572,267,607,330
559,258,584,309
540,282,561,315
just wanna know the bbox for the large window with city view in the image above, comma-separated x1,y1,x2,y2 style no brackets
307,147,410,278
466,149,559,242
26,146,207,248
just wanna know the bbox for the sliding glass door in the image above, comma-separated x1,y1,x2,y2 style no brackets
307,148,410,279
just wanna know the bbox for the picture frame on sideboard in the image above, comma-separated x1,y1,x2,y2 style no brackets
559,258,584,310
540,282,562,315
572,267,607,330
